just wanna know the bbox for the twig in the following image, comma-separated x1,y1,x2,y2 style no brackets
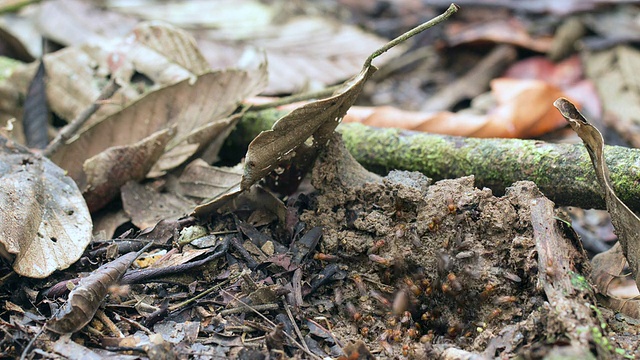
167,276,235,312
219,303,279,316
249,85,342,111
119,316,153,335
96,310,124,338
365,3,459,68
19,325,45,360
282,297,310,354
220,290,323,360
420,44,516,112
43,79,120,157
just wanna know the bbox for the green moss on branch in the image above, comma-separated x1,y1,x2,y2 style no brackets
228,109,640,212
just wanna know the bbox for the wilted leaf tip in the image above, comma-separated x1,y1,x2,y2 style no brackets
553,97,586,125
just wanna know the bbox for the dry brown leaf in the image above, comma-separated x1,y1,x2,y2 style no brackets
446,18,553,52
107,0,400,94
82,128,175,211
504,56,601,119
149,113,245,177
591,242,626,295
36,0,137,47
27,0,400,95
47,243,151,334
240,64,377,189
0,136,91,278
92,209,130,240
555,98,640,290
176,159,243,200
7,21,212,132
121,181,195,230
50,65,266,187
106,0,273,31
584,45,640,147
124,159,248,228
484,78,569,138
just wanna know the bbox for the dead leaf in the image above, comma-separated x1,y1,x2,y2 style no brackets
591,242,626,295
108,0,401,94
22,61,49,149
29,0,402,95
0,136,91,278
339,78,570,138
82,128,175,211
9,21,214,131
446,18,553,52
176,159,243,200
50,63,266,186
584,45,640,147
554,98,640,290
239,46,380,188
121,181,194,230
92,208,130,240
47,243,151,333
53,334,106,359
504,56,601,118
37,0,138,47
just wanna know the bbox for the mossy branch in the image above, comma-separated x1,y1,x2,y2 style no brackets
226,108,640,212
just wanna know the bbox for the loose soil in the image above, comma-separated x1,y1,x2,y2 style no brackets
295,135,572,358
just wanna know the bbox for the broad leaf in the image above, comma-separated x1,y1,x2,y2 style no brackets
0,137,91,278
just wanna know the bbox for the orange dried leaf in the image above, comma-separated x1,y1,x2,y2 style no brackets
342,79,573,138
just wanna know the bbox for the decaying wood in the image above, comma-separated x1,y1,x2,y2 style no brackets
530,196,601,357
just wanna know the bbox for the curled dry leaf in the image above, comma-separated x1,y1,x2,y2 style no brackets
237,5,458,190
0,137,91,278
47,243,152,334
557,98,640,319
40,21,211,126
123,159,245,229
82,128,175,211
554,98,640,289
50,60,265,211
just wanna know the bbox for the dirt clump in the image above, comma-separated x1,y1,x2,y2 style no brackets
298,135,589,358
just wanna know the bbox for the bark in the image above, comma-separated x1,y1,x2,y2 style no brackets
228,109,640,212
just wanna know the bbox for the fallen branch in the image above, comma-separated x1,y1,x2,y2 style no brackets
228,109,640,212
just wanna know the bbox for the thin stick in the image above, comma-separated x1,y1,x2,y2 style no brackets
220,289,323,360
96,310,124,338
365,3,459,68
282,297,310,354
119,316,153,335
19,325,45,360
249,85,342,111
44,79,120,157
219,303,279,316
167,277,234,312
